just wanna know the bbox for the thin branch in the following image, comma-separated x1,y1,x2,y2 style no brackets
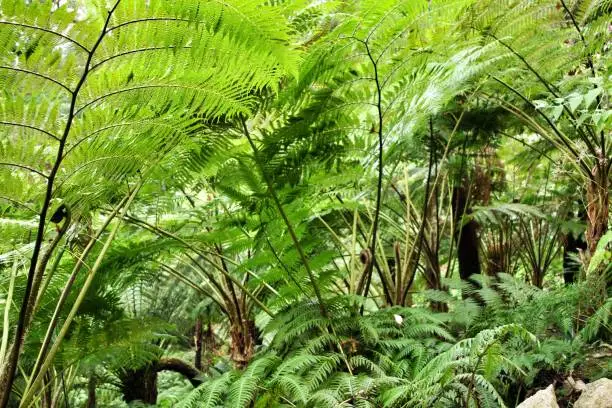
361,40,387,305
491,77,593,178
1,3,121,404
402,118,435,304
488,33,597,146
0,196,36,213
0,163,48,179
106,17,192,33
124,215,274,317
558,0,605,161
89,45,191,72
240,116,328,318
558,0,596,77
0,121,60,141
0,21,89,53
0,66,72,93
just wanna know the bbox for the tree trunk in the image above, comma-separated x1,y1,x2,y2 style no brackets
119,358,202,404
563,232,587,284
532,267,544,289
86,376,96,408
194,318,203,371
230,320,256,368
586,164,609,255
119,365,158,404
452,186,482,281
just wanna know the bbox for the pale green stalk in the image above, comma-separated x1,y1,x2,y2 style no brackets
20,181,143,407
0,262,18,367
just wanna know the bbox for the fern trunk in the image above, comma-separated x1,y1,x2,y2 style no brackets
120,365,158,404
563,232,587,284
230,320,257,368
452,186,482,281
119,358,202,404
586,164,609,256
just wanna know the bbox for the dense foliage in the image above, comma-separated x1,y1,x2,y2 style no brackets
0,0,610,407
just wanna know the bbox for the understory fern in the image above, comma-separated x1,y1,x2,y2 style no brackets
179,296,537,407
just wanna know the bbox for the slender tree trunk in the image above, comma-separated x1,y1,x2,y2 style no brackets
41,372,53,408
86,376,96,408
194,318,203,371
532,267,543,289
0,5,121,404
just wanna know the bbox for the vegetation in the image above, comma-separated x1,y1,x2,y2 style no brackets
0,0,610,407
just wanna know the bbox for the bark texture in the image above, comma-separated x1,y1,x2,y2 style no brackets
119,358,202,404
586,164,609,255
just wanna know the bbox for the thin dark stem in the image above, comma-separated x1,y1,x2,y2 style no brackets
558,0,596,77
0,121,60,141
492,77,593,178
0,21,89,52
558,0,606,163
401,118,435,305
361,40,386,307
488,33,597,147
0,66,72,93
240,117,328,318
264,236,308,297
0,3,120,404
0,162,48,178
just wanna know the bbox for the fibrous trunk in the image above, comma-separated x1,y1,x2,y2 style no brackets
120,365,158,404
586,164,609,255
230,320,257,368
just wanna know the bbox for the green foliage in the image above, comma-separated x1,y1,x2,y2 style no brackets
180,303,539,408
0,0,609,407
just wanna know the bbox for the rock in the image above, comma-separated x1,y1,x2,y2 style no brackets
576,379,588,392
565,376,587,394
517,384,559,408
574,378,612,408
